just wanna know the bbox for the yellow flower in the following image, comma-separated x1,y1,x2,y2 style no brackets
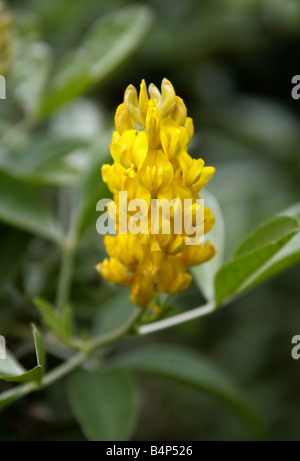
97,78,216,308
0,1,14,77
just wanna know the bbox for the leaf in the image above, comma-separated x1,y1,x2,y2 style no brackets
239,203,300,290
0,138,89,187
192,190,225,301
67,368,137,441
11,40,52,116
74,135,110,237
32,324,46,372
0,326,45,385
233,216,299,259
113,344,262,433
1,366,42,384
0,351,26,378
38,5,153,117
49,98,106,141
33,297,74,343
92,290,137,337
0,171,62,242
214,216,299,306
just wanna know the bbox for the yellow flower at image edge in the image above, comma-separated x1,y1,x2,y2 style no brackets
96,78,216,308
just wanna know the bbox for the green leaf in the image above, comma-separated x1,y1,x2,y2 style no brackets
192,190,225,301
74,135,110,237
1,366,42,384
238,203,300,290
0,326,45,385
11,39,52,117
32,324,46,371
113,344,262,433
214,216,299,306
33,297,74,343
0,172,62,242
67,368,137,441
233,216,299,259
0,138,89,187
38,5,153,117
0,351,26,378
92,290,137,337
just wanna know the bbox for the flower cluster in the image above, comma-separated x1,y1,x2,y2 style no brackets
96,79,216,307
0,1,13,76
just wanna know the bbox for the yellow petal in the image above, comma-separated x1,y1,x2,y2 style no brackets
96,258,132,286
160,78,176,118
115,103,135,133
139,79,149,126
179,240,216,266
170,96,187,126
161,119,188,160
101,163,124,193
192,166,216,191
146,99,161,148
130,275,154,307
124,84,143,126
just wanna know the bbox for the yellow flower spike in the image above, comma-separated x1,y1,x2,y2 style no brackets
145,99,161,149
97,78,216,308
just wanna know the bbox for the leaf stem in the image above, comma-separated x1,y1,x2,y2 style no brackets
0,302,216,410
42,351,88,388
0,309,143,409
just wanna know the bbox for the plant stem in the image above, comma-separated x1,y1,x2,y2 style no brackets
0,309,143,407
138,301,215,335
0,302,216,409
42,351,88,388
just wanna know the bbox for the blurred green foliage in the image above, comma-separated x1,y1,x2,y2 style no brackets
0,0,300,441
